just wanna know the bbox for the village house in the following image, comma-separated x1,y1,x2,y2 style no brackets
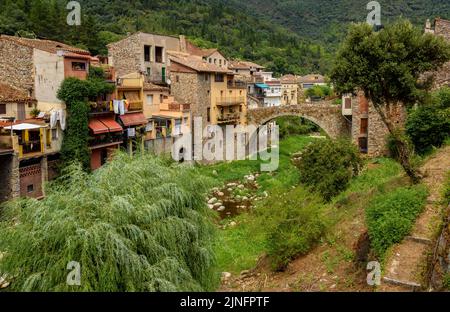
280,74,299,105
168,51,247,129
228,60,265,81
0,35,94,201
298,74,327,90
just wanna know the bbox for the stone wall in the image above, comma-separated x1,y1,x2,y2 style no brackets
107,33,142,77
351,94,406,157
170,71,210,127
0,39,34,92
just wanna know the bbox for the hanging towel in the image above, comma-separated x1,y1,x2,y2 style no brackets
58,109,66,131
109,100,113,112
118,100,125,115
50,111,58,128
113,100,120,114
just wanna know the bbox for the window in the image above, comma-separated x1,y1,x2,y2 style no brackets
209,58,212,63
214,59,217,64
160,94,163,103
215,74,224,82
0,104,6,114
220,90,224,96
207,108,211,123
239,105,242,112
27,184,34,193
144,45,151,62
146,94,153,105
204,73,209,81
72,62,86,71
146,67,151,76
344,98,352,109
224,60,227,66
360,118,368,134
155,46,163,63
176,75,179,82
219,59,222,66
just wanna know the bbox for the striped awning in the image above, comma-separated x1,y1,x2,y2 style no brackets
89,117,123,135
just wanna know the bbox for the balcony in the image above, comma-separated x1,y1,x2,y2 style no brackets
167,103,190,112
217,112,241,124
89,101,111,114
89,133,123,148
19,139,43,157
128,100,144,111
227,81,246,89
216,97,245,107
145,73,167,85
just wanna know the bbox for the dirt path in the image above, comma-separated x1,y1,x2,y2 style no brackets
380,146,450,291
221,146,450,292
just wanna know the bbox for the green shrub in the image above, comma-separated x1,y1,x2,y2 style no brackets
0,152,217,291
365,185,428,258
296,138,362,201
261,187,330,271
443,171,450,204
405,104,450,155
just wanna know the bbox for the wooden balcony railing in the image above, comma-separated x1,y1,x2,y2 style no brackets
216,97,245,106
227,81,246,89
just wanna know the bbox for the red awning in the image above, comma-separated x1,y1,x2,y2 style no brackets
119,113,147,127
100,117,122,133
89,118,109,134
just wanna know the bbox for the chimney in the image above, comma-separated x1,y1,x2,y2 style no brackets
179,35,187,53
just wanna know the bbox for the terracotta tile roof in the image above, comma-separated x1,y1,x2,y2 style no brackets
0,35,90,55
143,81,170,92
229,60,265,70
298,74,326,84
168,51,231,73
280,74,298,83
0,83,35,103
185,40,219,57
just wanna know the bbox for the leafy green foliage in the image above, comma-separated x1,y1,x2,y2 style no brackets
331,20,450,107
405,88,450,154
57,70,115,170
305,85,333,99
261,187,330,271
275,116,319,139
0,153,217,291
296,138,362,201
365,185,428,258
330,20,450,183
0,0,330,74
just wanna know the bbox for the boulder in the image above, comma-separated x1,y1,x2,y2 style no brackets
208,197,218,204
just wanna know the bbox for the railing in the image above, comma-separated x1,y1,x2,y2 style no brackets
227,81,246,89
216,97,245,106
20,140,42,155
89,134,123,147
217,113,241,123
90,101,111,114
145,73,166,84
167,103,190,111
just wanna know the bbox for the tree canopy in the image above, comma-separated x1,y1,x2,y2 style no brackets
0,153,217,291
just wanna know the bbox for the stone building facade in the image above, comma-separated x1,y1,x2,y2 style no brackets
425,18,450,89
351,93,406,157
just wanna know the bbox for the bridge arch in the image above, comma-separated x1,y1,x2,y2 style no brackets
247,102,350,139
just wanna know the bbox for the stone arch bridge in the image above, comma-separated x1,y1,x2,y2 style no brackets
247,101,350,139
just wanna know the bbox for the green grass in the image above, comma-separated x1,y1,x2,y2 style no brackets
210,154,407,276
366,185,428,258
197,135,317,192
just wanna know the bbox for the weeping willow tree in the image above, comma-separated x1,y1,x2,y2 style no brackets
0,153,217,291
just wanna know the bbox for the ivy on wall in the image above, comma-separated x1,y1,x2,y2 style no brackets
57,69,115,171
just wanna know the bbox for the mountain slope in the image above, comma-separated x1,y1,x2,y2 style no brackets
230,0,450,47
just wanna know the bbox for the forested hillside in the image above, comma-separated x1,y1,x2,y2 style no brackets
0,0,448,74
